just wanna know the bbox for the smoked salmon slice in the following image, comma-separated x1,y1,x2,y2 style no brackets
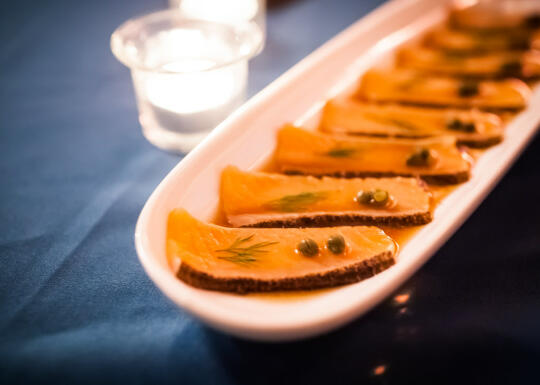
424,26,535,53
274,125,472,185
167,209,398,293
357,69,530,110
220,166,432,227
319,98,504,148
448,5,540,31
396,46,540,79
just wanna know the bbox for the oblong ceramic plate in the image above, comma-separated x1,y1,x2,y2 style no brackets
134,0,540,341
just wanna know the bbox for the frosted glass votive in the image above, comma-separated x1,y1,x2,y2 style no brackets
111,10,263,153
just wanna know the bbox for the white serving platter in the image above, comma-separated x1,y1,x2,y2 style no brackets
134,0,540,341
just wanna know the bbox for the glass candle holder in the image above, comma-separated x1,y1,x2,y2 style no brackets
111,10,263,153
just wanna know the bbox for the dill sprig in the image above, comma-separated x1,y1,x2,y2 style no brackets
215,235,278,265
323,147,358,158
397,75,424,91
442,50,468,61
265,191,328,212
386,118,418,131
368,115,419,131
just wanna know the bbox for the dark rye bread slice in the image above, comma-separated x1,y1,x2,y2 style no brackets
240,211,431,228
221,166,433,228
324,128,503,149
457,136,502,149
275,125,472,185
177,251,395,294
167,209,398,294
283,169,470,185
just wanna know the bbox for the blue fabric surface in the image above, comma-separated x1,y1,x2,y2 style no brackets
1,0,540,384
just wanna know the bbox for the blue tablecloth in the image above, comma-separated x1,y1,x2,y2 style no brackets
2,0,540,383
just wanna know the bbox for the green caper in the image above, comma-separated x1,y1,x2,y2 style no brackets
457,81,479,97
356,189,390,207
509,37,529,50
446,119,476,133
297,239,319,257
372,189,389,205
462,122,476,133
525,14,540,28
499,61,522,76
327,235,345,255
356,190,373,204
406,148,433,167
446,118,462,131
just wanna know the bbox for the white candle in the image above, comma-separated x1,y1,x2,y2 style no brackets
131,27,248,152
133,57,246,142
145,59,239,114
